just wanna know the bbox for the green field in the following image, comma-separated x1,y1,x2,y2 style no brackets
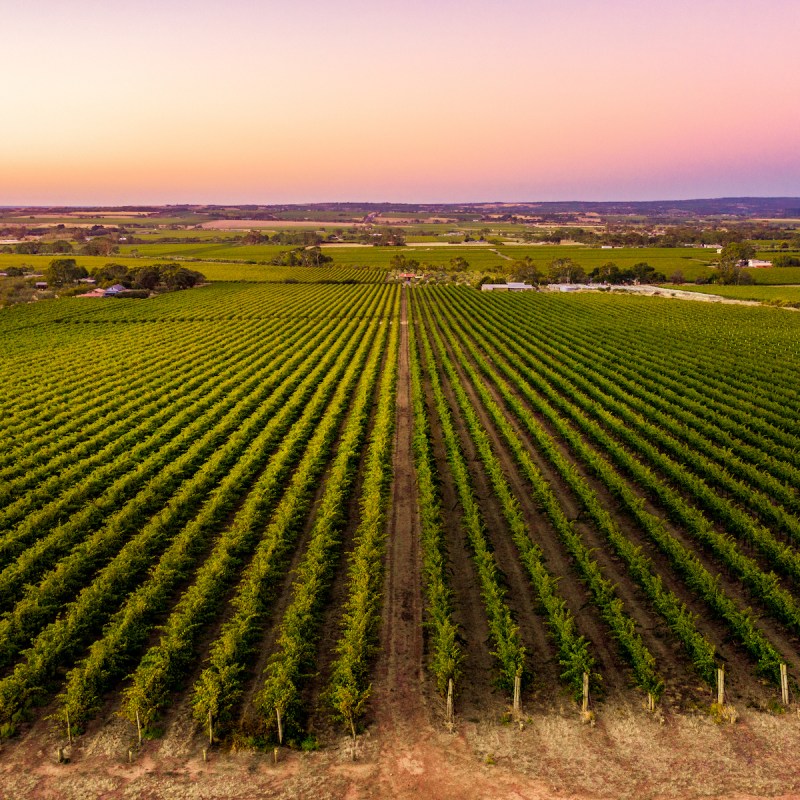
676,284,800,305
0,253,386,284
118,242,294,260
130,229,246,241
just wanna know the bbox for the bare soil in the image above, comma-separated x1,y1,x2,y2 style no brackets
5,696,800,800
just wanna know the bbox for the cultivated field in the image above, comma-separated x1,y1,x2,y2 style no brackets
0,253,387,285
675,284,800,306
2,284,800,799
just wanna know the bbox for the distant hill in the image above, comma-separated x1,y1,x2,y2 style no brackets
3,198,800,222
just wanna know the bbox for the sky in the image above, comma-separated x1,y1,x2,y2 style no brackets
1,0,798,204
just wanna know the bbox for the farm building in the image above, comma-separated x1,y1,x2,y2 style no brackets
34,281,48,289
103,283,127,296
747,259,772,268
480,282,535,292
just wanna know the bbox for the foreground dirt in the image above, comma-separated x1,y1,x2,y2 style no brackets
3,702,800,800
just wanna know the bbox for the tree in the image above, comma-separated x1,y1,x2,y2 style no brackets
668,270,685,284
716,242,756,285
448,256,470,272
719,241,755,269
45,258,87,287
80,238,119,256
302,246,332,267
14,242,41,255
629,262,667,284
716,263,754,285
588,261,623,284
548,257,585,284
510,256,541,284
389,253,420,272
268,247,332,267
243,230,268,245
131,266,161,291
159,264,204,289
91,263,131,287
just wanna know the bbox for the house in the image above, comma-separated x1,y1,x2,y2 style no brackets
103,283,127,296
77,288,106,298
34,281,48,289
746,259,772,268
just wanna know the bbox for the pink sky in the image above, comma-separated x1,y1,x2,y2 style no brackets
1,0,798,204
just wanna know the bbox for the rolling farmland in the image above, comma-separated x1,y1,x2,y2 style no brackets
2,281,800,796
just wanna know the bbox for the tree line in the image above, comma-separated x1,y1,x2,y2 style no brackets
44,259,204,291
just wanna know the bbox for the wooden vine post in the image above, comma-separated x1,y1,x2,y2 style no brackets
647,693,655,713
446,678,454,726
208,710,213,747
582,672,590,714
136,708,142,747
276,708,283,746
716,667,725,706
780,663,789,706
66,707,72,745
512,674,522,722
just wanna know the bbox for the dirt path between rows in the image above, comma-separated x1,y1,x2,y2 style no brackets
370,287,426,738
